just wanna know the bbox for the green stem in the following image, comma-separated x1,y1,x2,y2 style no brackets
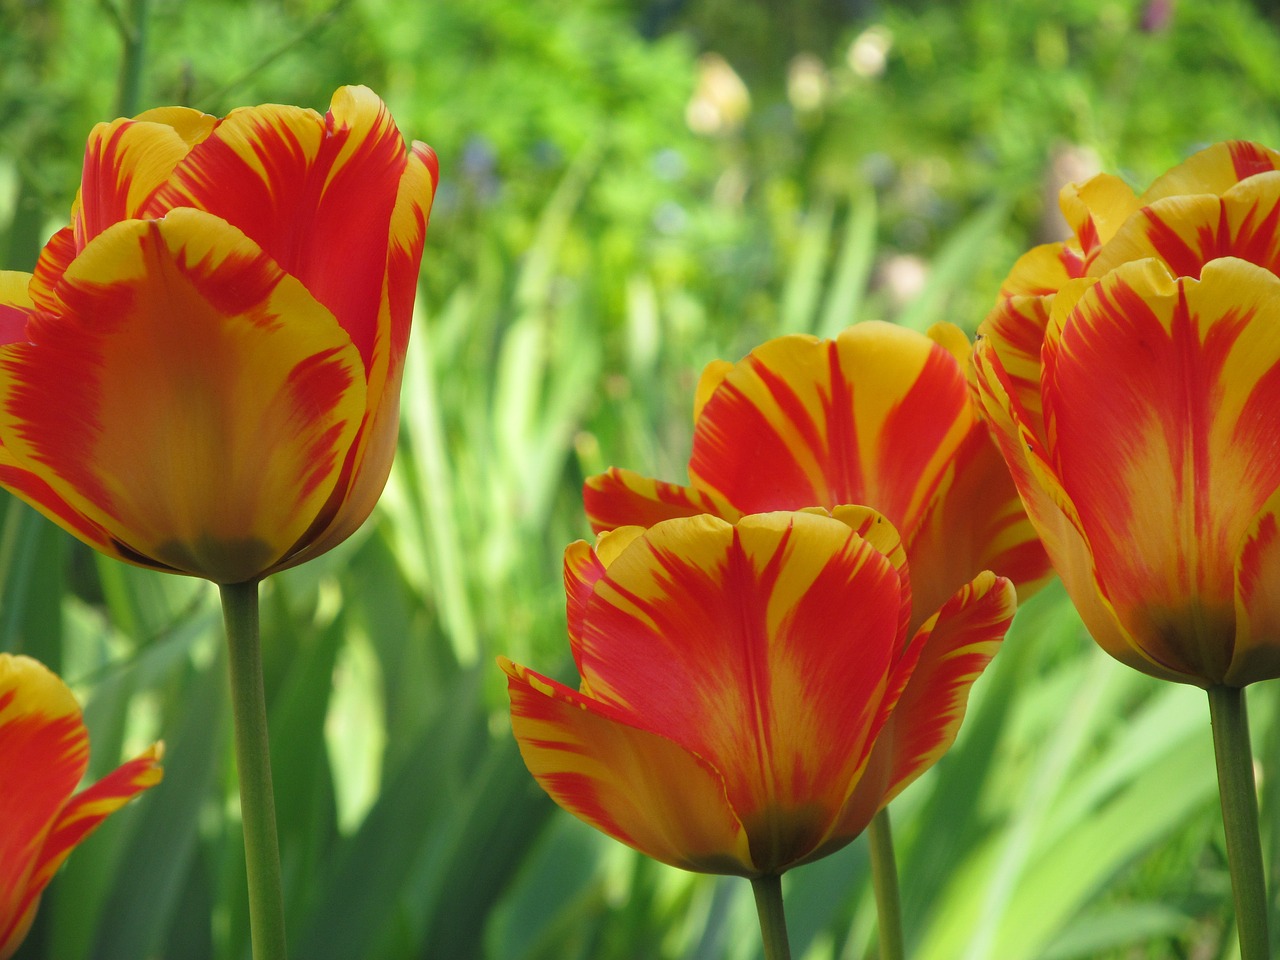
220,580,288,960
869,808,906,960
1207,685,1270,960
750,874,792,960
106,0,148,116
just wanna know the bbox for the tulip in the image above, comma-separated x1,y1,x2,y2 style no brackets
0,86,436,960
974,140,1280,959
975,140,1280,688
0,654,162,960
501,509,1015,957
585,321,1049,629
0,85,437,585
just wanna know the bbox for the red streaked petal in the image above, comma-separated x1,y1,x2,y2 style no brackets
907,423,1051,618
273,140,433,571
0,656,88,950
72,115,211,249
826,504,912,641
21,743,162,914
150,86,411,374
0,274,33,345
28,228,78,318
563,529,644,685
1044,257,1280,683
978,293,1053,433
0,446,137,565
385,141,437,371
0,209,366,583
1092,173,1280,280
689,323,975,548
870,570,1014,803
575,511,906,870
1230,491,1280,686
973,331,1184,682
1140,140,1280,204
500,658,753,875
584,466,732,533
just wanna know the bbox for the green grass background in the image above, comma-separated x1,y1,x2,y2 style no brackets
4,0,1280,956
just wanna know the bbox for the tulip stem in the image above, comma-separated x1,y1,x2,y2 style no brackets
1207,685,1270,960
220,580,288,960
750,874,793,960
869,808,906,960
112,0,149,116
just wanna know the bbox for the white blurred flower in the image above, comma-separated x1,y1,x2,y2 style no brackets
787,53,829,113
686,53,750,135
847,25,892,78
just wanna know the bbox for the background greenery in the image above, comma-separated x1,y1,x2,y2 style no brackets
4,0,1280,957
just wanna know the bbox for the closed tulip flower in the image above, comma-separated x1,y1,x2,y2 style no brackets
0,85,437,584
974,140,1280,959
0,654,162,960
585,321,1049,628
975,140,1280,688
500,509,1015,879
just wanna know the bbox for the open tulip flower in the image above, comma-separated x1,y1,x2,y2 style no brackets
0,654,162,960
0,85,437,584
500,508,1015,879
585,321,1050,628
975,140,1280,688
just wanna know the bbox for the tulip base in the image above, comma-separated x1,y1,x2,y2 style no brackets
221,580,288,960
1207,685,1270,960
751,873,792,960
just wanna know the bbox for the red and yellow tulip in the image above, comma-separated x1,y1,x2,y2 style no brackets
0,86,437,584
0,654,162,959
975,140,1280,686
500,509,1015,877
585,321,1049,627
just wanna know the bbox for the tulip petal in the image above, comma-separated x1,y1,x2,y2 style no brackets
150,86,411,375
0,209,366,582
584,466,732,533
385,141,438,370
1042,257,1280,683
1092,173,1280,281
500,658,753,875
564,527,645,688
974,327,1184,681
686,322,1041,624
1059,173,1139,258
907,424,1051,618
1231,490,1280,686
22,744,162,912
812,570,1014,864
574,511,906,869
25,229,81,325
689,323,973,547
872,570,1015,803
0,656,88,953
72,113,214,249
1140,140,1280,204
264,139,436,571
0,273,34,345
997,242,1084,297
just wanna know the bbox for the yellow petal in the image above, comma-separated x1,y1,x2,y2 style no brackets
501,658,754,874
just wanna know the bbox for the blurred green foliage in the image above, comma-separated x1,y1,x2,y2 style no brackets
4,0,1280,957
